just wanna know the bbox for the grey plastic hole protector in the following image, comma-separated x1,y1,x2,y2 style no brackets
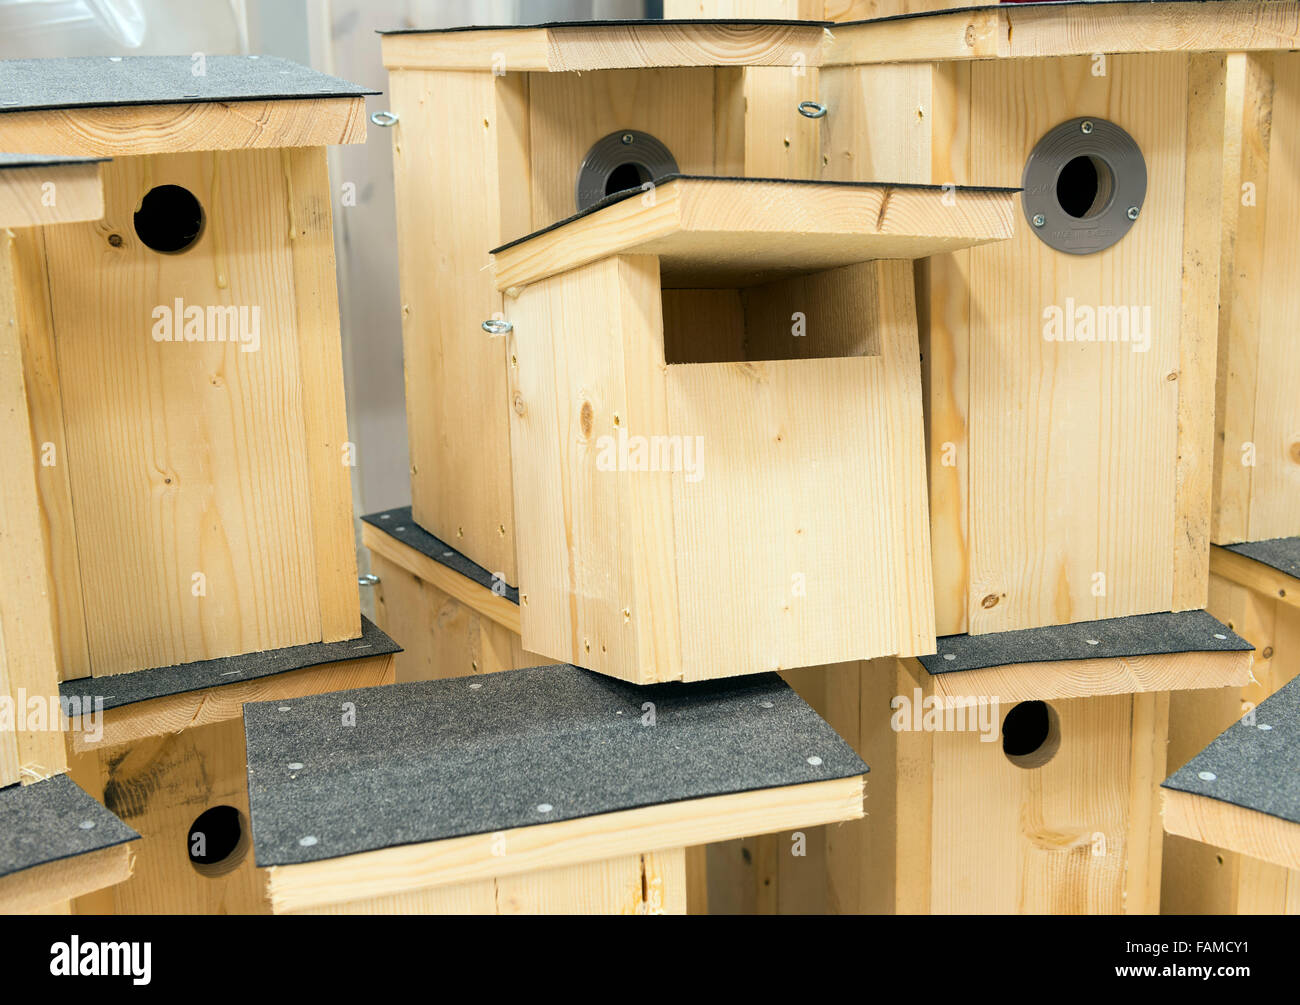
1021,116,1146,256
575,130,679,213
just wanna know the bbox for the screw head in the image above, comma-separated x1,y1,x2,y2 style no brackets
1032,214,1046,227
1126,205,1140,220
1081,120,1094,134
621,133,634,145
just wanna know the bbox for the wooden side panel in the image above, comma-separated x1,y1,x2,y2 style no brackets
967,55,1188,633
1247,53,1300,540
506,256,680,683
46,151,325,677
388,69,528,584
284,147,360,644
665,0,826,16
369,553,551,683
293,850,686,915
10,229,89,680
70,716,268,914
739,67,822,179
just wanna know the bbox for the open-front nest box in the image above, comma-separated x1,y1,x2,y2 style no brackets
494,175,1016,683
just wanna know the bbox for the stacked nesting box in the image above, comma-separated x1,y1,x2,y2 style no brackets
0,56,399,913
1163,48,1300,915
661,0,1300,914
0,153,139,914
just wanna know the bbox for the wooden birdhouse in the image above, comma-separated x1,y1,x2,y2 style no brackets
0,57,401,914
378,19,839,589
496,175,1015,682
1164,673,1300,914
0,55,374,681
243,665,865,915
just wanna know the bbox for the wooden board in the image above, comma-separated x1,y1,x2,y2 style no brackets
964,54,1197,633
1213,52,1300,543
909,648,1253,707
0,98,367,156
825,2,1300,66
493,175,1015,292
36,149,358,677
0,233,67,783
367,550,551,683
0,842,132,915
266,774,863,913
381,22,825,73
386,69,529,584
66,653,395,754
287,849,687,915
1212,546,1300,613
0,161,104,228
1164,787,1300,873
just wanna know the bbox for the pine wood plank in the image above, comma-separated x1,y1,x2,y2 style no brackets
266,775,864,913
825,2,1300,66
1163,787,1300,872
0,841,131,914
0,98,367,156
0,162,104,229
493,176,1015,292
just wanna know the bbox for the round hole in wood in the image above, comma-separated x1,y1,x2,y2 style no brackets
1055,154,1114,219
187,804,250,877
134,184,205,253
1001,700,1061,769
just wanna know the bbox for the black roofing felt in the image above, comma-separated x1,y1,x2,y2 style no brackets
917,609,1252,676
378,18,831,35
59,617,400,714
244,665,867,867
490,173,1022,254
361,506,516,600
0,774,138,879
0,56,377,114
0,152,106,169
1163,673,1300,826
1221,537,1300,582
839,0,1250,28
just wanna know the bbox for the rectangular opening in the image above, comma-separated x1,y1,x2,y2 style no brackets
660,261,885,365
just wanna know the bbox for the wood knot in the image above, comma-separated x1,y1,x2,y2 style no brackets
513,392,526,417
981,593,1001,609
579,400,594,438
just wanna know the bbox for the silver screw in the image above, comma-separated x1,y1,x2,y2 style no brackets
288,762,304,771
621,133,634,145
299,835,319,847
358,573,379,586
537,803,554,813
1127,206,1140,221
79,820,96,830
1032,214,1046,228
1081,120,1094,134
1198,771,1217,782
807,756,823,767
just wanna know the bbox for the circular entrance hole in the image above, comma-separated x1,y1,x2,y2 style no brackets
187,804,249,877
1055,155,1114,219
604,161,652,199
1002,700,1061,769
133,184,204,253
